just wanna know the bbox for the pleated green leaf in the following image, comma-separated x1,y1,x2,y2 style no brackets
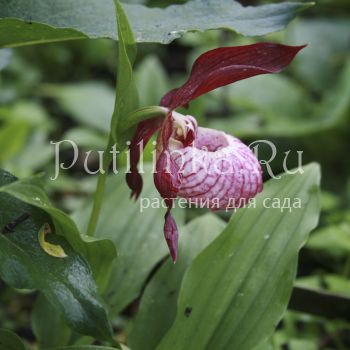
157,163,321,350
0,170,113,341
0,0,312,47
73,170,184,316
0,173,116,291
129,214,225,350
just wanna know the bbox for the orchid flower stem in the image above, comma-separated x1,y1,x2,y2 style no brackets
86,106,167,237
121,106,168,133
86,136,114,237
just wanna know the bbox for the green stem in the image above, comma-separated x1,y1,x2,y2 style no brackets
86,106,167,237
86,137,114,236
121,106,168,133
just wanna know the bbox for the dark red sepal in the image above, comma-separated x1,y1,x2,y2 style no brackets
154,151,182,202
126,117,162,199
160,43,306,110
164,208,179,263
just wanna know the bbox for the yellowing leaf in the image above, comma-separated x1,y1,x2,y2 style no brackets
38,223,67,258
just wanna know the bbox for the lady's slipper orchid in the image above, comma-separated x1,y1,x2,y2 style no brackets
126,42,305,262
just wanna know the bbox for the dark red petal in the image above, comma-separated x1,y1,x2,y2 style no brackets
160,113,174,147
164,208,179,263
160,88,177,108
154,113,182,201
126,117,162,199
160,42,306,110
155,154,181,261
154,151,182,202
153,112,183,262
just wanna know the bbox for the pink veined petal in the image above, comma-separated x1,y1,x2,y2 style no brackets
126,117,162,199
172,127,263,209
160,43,306,110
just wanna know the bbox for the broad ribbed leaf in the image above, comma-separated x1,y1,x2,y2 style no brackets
0,170,113,341
161,43,305,109
73,169,184,315
31,294,71,349
0,173,116,291
0,0,311,47
129,214,225,350
157,163,320,350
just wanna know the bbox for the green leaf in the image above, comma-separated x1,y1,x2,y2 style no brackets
73,169,184,316
32,294,71,349
129,214,225,350
42,82,115,133
0,173,117,291
320,190,341,212
157,163,321,350
6,130,53,178
289,339,317,350
208,59,350,138
307,222,350,258
135,55,169,107
0,121,29,164
0,101,53,129
0,170,113,341
0,18,87,48
0,329,27,350
111,0,138,145
48,346,128,350
0,0,312,47
288,19,350,93
63,128,108,150
0,48,11,70
0,101,53,176
254,338,274,350
296,274,350,297
221,74,312,120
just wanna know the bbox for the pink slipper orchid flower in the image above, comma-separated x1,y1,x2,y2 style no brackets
126,42,305,262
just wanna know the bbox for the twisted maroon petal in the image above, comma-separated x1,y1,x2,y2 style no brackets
164,208,179,263
160,43,306,109
154,151,181,263
154,112,195,262
126,117,162,199
154,150,182,202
